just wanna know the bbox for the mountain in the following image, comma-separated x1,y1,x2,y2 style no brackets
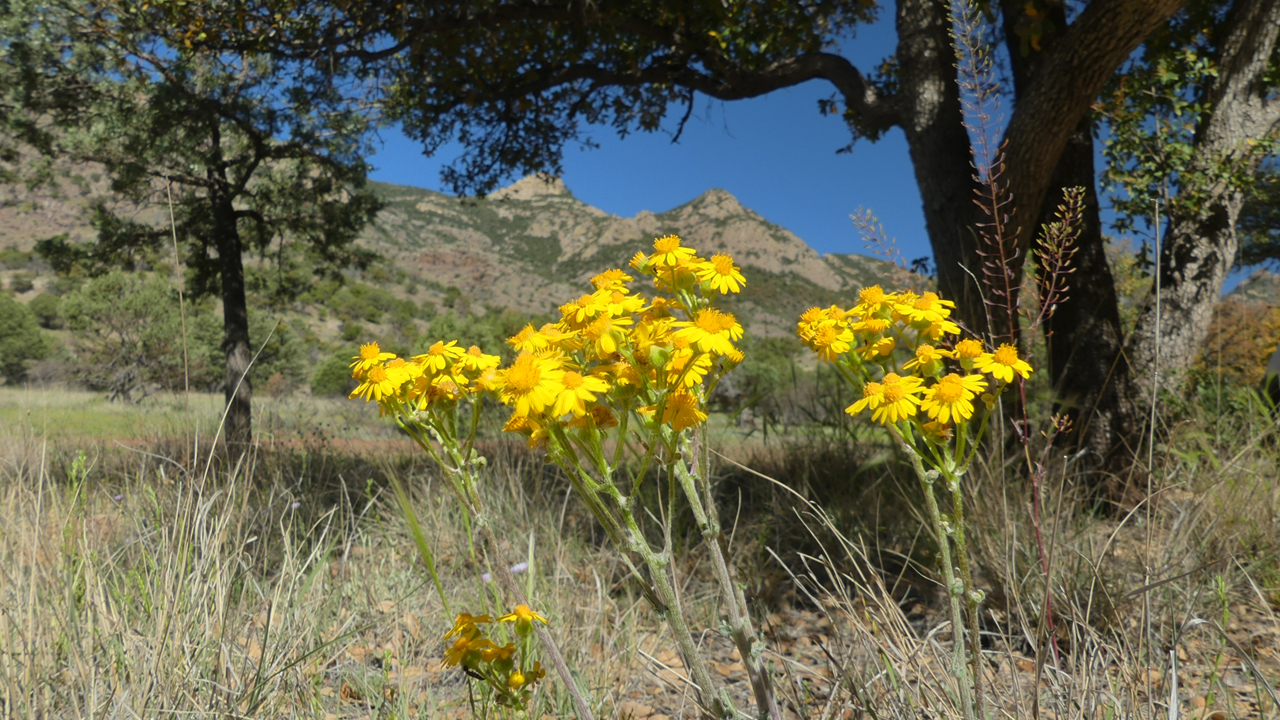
364,175,907,335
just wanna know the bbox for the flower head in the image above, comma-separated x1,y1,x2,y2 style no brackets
350,363,409,403
696,253,746,294
847,373,924,425
499,353,565,417
351,342,396,378
649,234,696,267
662,390,708,431
444,612,492,640
553,371,610,417
498,604,548,637
973,344,1033,384
920,373,987,424
414,340,466,375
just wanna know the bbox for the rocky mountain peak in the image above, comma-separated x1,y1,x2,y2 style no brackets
490,174,571,201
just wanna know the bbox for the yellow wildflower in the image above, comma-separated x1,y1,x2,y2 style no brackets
590,268,633,290
903,344,951,376
498,604,548,637
897,291,956,324
696,253,746,294
444,613,492,640
351,341,396,378
847,373,924,425
553,371,610,417
662,390,708,431
953,338,985,370
920,373,987,424
499,352,565,417
508,324,548,352
808,322,854,362
854,285,897,317
649,234,696,267
350,363,408,403
673,308,741,355
581,313,633,357
973,344,1033,384
414,340,465,375
855,335,896,361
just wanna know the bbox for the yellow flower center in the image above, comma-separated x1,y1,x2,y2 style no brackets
711,254,736,274
993,344,1020,366
653,235,682,253
862,381,884,399
914,293,939,311
367,366,387,383
467,346,483,357
583,315,610,339
955,339,984,359
917,345,939,360
387,358,407,368
859,286,885,306
360,342,381,360
428,342,448,356
694,310,724,333
881,374,908,402
506,356,541,392
815,325,839,345
563,371,585,390
713,311,738,333
933,376,965,403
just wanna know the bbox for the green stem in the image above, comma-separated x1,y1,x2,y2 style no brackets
943,462,986,720
890,426,975,720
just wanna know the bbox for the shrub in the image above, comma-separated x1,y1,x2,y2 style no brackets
9,272,34,294
310,352,356,396
28,292,62,329
0,292,49,382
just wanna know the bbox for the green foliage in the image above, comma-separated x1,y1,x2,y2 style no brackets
0,244,31,270
420,308,548,359
1239,166,1280,267
311,351,357,396
0,292,49,382
8,272,34,293
28,292,62,329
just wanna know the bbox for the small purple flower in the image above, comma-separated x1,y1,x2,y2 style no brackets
112,494,124,502
289,502,301,510
481,572,493,583
509,562,529,575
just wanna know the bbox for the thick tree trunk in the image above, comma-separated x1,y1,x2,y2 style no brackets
1125,0,1280,408
214,189,254,450
894,0,988,333
999,0,1141,470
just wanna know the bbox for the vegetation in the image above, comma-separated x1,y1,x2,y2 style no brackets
0,292,48,383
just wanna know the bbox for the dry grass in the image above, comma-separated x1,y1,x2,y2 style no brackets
1,385,1278,720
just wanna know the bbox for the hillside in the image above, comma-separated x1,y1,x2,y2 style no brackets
1,168,909,339
361,175,904,335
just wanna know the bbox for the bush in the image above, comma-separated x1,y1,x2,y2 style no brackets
28,292,62,329
0,292,49,382
311,352,356,396
9,272,34,293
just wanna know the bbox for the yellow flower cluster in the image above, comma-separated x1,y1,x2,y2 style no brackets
797,286,1032,431
349,340,502,408
442,610,547,699
495,235,744,444
347,235,745,445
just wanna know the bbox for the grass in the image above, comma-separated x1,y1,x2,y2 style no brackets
1,384,1279,719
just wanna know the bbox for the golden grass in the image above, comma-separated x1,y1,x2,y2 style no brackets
1,387,1278,720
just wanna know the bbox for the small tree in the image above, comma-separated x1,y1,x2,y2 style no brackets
0,293,49,383
1,0,382,447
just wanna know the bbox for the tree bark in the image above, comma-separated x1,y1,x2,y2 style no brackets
999,0,1142,470
1124,0,1280,407
208,119,253,451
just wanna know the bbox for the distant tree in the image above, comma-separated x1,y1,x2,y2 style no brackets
0,293,48,383
0,0,382,447
28,292,62,329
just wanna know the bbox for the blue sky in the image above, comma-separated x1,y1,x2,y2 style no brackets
365,25,929,264
365,21,1259,292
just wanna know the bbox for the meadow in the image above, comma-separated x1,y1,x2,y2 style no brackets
2,375,1278,720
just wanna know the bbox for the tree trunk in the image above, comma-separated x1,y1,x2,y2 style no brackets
1125,0,1280,408
998,0,1141,471
894,0,988,333
214,188,254,450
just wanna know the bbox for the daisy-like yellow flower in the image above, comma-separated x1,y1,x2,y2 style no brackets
920,319,961,341
414,340,466,375
808,322,854,363
499,352,565,416
649,234,696,267
953,338,985,370
854,285,897,318
673,308,740,356
597,287,645,316
662,390,708,431
973,343,1033,384
855,335,896,361
552,371,610,417
628,250,650,272
442,635,495,669
502,414,549,448
350,363,408,403
903,344,952,376
581,313,633,357
590,268,633,290
920,373,987,424
444,612,492,640
696,253,746,294
351,342,395,377
560,293,609,327
481,642,517,665
455,345,501,374
508,324,548,352
851,315,893,336
570,404,619,430
897,291,956,325
666,346,714,388
498,604,549,637
847,373,924,425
